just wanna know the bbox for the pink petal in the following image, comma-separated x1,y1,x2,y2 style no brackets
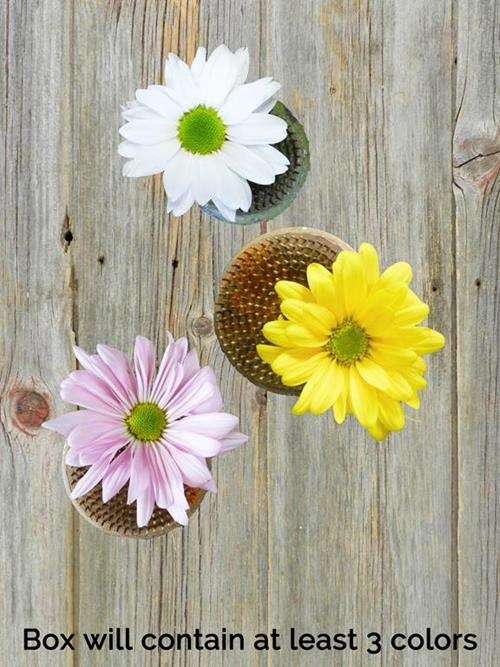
96,344,138,404
67,421,125,450
74,346,133,410
219,431,248,454
150,340,185,403
134,336,156,401
60,379,124,418
155,444,189,509
70,455,113,499
76,438,127,466
155,363,184,410
67,370,124,411
65,447,83,466
43,410,95,436
169,412,238,439
165,368,217,419
144,444,174,509
136,484,155,527
181,349,201,384
101,446,134,502
167,446,214,489
163,431,221,457
167,503,189,526
190,367,224,414
127,444,150,503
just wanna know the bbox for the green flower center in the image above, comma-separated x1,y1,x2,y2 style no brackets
329,320,369,365
125,402,167,442
177,105,226,155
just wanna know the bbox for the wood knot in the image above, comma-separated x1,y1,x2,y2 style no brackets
192,316,213,336
10,388,50,434
255,387,267,407
453,136,500,193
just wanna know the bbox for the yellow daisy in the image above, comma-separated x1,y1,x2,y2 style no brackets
256,243,445,440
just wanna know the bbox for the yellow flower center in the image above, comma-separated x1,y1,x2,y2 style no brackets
177,105,227,155
125,402,167,442
329,320,369,365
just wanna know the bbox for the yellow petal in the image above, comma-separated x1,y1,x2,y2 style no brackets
366,420,389,441
406,393,420,409
280,299,337,335
262,320,292,347
383,370,414,401
369,342,418,368
309,360,345,414
339,252,366,316
381,261,412,285
359,243,379,289
381,326,445,354
378,394,405,431
395,302,429,326
412,356,427,373
404,365,427,390
286,324,329,348
274,349,329,386
411,329,445,354
291,357,331,415
256,344,282,365
306,263,338,309
357,358,392,391
275,280,315,303
356,285,407,322
360,306,395,336
332,366,349,423
349,366,378,427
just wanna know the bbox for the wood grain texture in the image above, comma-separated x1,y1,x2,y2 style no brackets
0,2,75,666
0,1,498,666
453,1,500,665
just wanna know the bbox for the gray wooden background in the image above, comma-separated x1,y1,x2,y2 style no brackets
1,0,498,665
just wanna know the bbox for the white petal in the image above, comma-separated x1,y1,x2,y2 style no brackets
211,196,237,222
201,45,243,108
118,141,140,158
167,189,195,217
219,78,280,125
255,99,276,114
191,155,220,206
220,141,275,184
216,162,252,211
149,84,188,112
190,47,206,81
163,150,195,200
122,140,180,177
233,47,249,85
226,113,287,145
119,119,178,145
248,144,289,175
121,104,162,122
164,54,201,109
135,86,183,121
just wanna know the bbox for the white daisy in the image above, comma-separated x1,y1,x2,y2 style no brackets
119,45,290,221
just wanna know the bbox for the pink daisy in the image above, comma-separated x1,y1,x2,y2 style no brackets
43,334,247,527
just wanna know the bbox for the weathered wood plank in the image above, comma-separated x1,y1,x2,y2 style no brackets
266,1,456,664
453,1,500,665
1,0,499,665
0,1,74,666
69,1,269,665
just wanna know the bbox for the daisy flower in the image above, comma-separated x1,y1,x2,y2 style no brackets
119,45,289,221
43,334,247,527
256,243,445,440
